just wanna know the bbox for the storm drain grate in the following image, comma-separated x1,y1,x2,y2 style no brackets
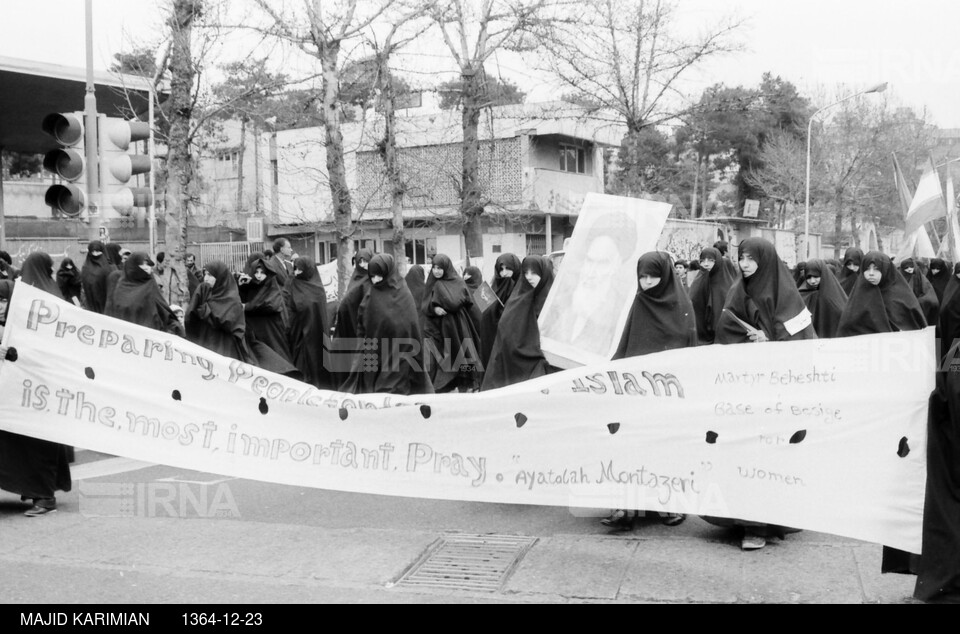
393,534,538,592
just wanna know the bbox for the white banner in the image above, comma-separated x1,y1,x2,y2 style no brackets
0,284,934,552
316,260,339,303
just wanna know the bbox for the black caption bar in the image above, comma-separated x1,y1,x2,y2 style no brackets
5,605,298,628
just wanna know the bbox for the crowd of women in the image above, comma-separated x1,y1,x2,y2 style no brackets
0,234,957,602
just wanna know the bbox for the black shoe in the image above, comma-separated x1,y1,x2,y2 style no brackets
24,505,56,517
600,509,633,530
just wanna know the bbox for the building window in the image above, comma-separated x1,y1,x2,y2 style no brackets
405,238,437,265
559,145,585,174
216,150,240,174
526,234,547,255
354,239,377,255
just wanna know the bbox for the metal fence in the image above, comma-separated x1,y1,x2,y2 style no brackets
197,241,264,273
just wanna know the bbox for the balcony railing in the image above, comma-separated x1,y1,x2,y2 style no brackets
529,168,600,216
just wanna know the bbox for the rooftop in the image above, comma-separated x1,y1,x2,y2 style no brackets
0,55,159,154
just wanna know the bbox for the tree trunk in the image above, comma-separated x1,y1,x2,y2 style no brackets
380,65,406,273
691,154,700,218
850,213,860,249
319,41,354,298
460,67,484,260
700,153,710,216
236,116,247,215
833,204,844,260
163,0,198,288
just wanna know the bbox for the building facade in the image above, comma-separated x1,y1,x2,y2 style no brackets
196,101,626,275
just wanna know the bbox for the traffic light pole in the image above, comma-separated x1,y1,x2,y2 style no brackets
84,0,100,241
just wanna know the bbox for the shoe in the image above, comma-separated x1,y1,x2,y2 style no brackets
661,513,686,527
741,534,766,550
600,509,633,530
24,505,56,517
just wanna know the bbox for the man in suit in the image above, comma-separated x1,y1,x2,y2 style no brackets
271,238,295,283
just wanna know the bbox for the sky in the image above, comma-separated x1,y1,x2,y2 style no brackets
2,0,958,128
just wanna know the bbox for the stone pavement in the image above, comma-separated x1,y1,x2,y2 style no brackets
0,507,920,604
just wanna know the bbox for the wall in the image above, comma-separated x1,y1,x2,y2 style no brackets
354,138,523,213
527,135,596,174
2,179,50,217
195,120,272,228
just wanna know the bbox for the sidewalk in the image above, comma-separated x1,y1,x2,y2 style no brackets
0,507,920,604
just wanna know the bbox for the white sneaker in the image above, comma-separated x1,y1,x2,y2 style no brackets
741,534,766,550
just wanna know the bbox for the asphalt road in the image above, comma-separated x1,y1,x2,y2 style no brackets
0,449,921,605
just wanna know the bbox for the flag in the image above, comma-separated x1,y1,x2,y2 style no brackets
893,154,935,261
903,156,947,237
892,153,914,215
473,281,502,312
897,227,937,262
941,166,960,263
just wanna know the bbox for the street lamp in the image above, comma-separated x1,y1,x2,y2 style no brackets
804,82,888,259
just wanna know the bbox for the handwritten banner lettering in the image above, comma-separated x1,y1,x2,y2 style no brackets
0,284,933,552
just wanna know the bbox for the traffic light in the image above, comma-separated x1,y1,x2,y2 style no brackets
97,115,152,217
41,112,87,218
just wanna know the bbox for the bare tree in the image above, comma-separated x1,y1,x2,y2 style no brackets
537,0,743,133
743,131,807,229
164,0,203,284
747,94,936,257
364,6,435,271
430,0,558,259
114,1,288,271
253,0,396,297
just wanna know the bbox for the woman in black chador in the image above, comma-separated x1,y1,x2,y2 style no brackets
331,249,374,390
185,261,252,362
711,237,814,550
0,280,72,516
836,251,926,574
837,252,926,337
688,247,737,345
57,257,83,305
404,264,427,310
19,252,61,297
928,258,952,305
898,257,939,327
797,259,847,339
716,237,817,345
839,247,863,295
342,254,433,395
80,240,112,313
613,251,697,358
481,256,554,391
914,338,960,603
239,254,294,364
287,256,331,390
421,253,482,392
478,253,521,371
601,251,696,531
105,252,179,333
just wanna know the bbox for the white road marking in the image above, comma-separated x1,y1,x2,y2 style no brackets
156,476,235,485
70,457,155,481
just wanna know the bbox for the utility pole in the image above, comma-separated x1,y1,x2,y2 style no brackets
84,0,101,241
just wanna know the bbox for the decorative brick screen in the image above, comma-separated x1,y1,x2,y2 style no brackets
357,137,522,211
